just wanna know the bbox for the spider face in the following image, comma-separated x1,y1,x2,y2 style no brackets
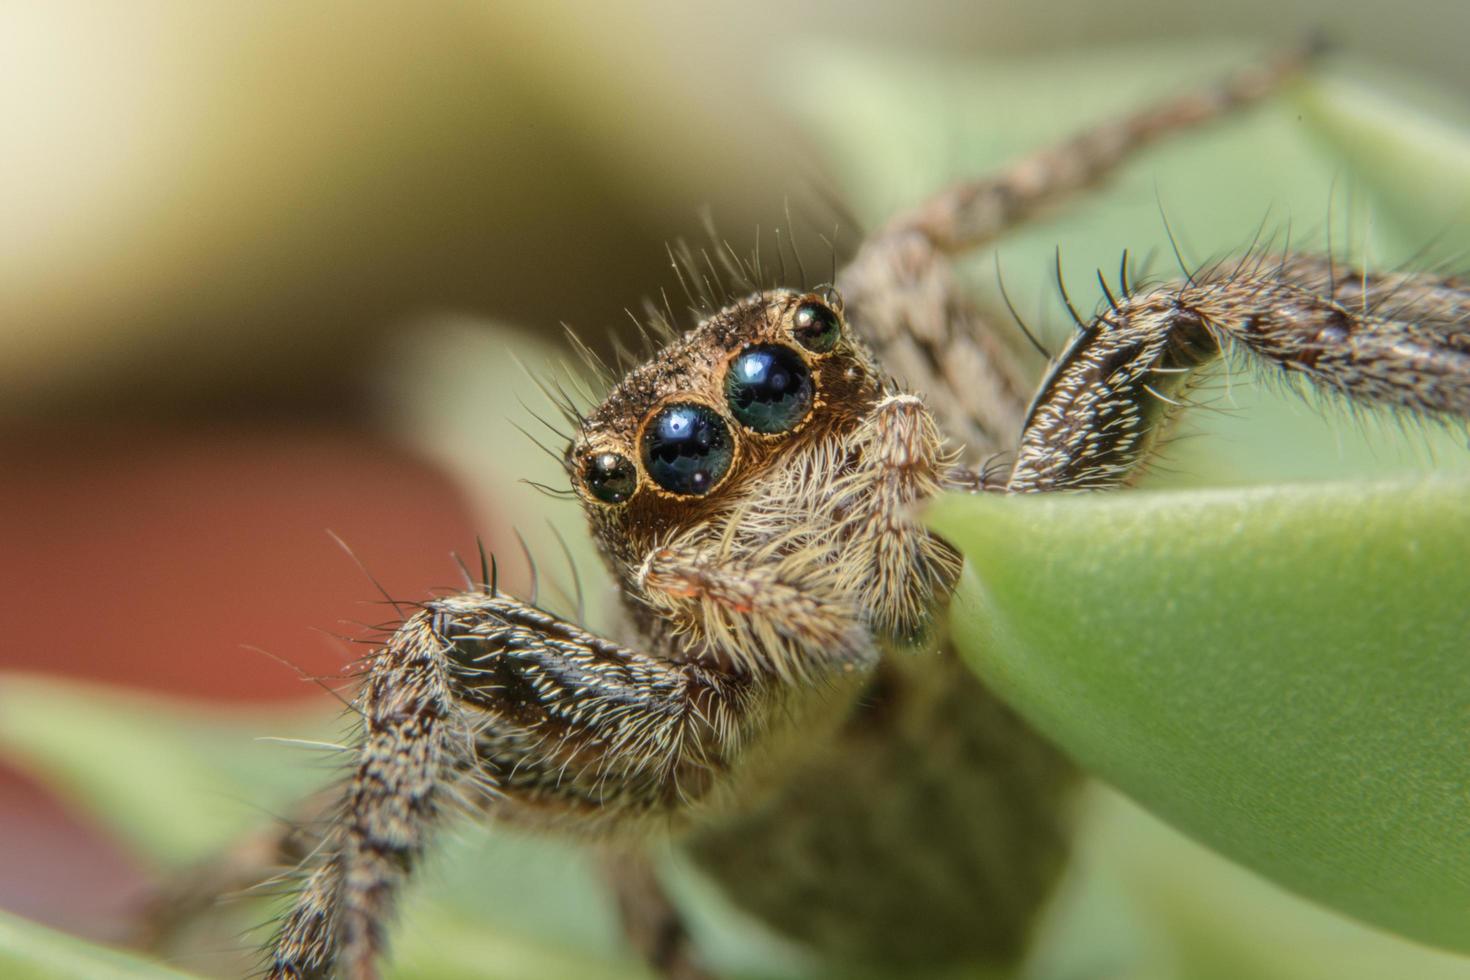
566,289,888,575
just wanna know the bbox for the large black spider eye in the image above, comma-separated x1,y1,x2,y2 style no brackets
792,300,841,353
725,344,813,434
582,451,637,504
641,403,732,496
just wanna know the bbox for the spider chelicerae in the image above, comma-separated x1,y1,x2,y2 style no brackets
149,43,1467,980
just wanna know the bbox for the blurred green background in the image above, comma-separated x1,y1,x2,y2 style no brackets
2,2,1469,978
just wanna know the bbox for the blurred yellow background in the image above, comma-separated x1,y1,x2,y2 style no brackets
4,1,1469,420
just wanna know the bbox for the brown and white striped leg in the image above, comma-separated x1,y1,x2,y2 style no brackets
1005,255,1470,493
266,610,463,980
264,562,871,980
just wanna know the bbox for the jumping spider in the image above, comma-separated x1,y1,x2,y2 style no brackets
237,44,1470,980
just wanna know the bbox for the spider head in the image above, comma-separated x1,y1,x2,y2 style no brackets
566,288,885,567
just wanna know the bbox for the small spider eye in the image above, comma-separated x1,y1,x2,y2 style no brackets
583,451,637,504
641,403,733,496
791,300,841,353
725,344,813,434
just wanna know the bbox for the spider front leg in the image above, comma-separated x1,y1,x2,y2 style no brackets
267,564,873,979
1006,255,1470,492
265,596,712,979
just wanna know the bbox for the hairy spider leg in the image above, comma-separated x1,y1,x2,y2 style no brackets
1007,255,1470,492
838,41,1324,464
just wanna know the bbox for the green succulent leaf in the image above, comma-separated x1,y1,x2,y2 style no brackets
0,909,199,980
0,675,332,868
929,476,1470,952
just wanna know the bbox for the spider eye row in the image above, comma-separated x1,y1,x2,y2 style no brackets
581,298,841,504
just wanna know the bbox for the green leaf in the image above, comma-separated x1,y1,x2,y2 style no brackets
1295,73,1470,259
0,909,199,980
380,319,609,618
928,476,1470,952
0,674,333,867
1033,788,1470,980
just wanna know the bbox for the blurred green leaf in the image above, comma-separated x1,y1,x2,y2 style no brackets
0,674,332,867
380,319,610,620
928,476,1470,952
1295,73,1470,258
385,898,649,980
1034,788,1470,980
0,909,198,980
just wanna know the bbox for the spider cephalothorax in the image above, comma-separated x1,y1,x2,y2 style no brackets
567,288,962,673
